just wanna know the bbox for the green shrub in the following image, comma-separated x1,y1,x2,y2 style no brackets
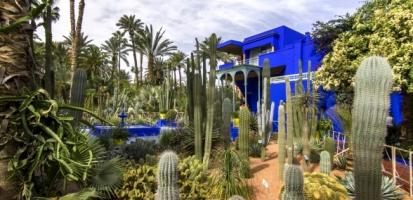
165,109,178,120
159,127,179,151
120,139,159,162
112,127,130,141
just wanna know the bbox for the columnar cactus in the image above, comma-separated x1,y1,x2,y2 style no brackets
282,165,305,200
70,68,87,127
320,151,331,175
239,107,250,159
278,102,286,181
156,151,180,200
202,34,217,170
258,59,272,159
193,57,203,160
222,98,233,148
185,58,194,123
324,137,336,164
285,77,294,164
351,56,393,200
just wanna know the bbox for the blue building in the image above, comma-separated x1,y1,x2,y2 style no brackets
216,25,323,123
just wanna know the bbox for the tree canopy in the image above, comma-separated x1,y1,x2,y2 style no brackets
315,0,413,98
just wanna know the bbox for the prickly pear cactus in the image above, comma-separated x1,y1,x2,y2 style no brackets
351,56,393,200
156,151,180,200
319,151,331,175
281,164,305,200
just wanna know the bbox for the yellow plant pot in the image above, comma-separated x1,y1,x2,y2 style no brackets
233,118,240,127
159,113,166,119
114,139,125,145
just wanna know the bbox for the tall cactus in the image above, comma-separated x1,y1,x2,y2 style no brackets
185,58,194,124
324,137,336,164
278,101,286,181
351,56,393,200
202,34,217,170
320,151,331,175
239,107,250,160
285,77,294,164
193,54,203,160
281,165,304,200
156,151,180,200
222,98,233,148
70,68,87,127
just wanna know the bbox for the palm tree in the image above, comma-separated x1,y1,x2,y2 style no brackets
116,15,143,88
101,34,129,86
168,51,186,87
0,1,34,198
136,25,177,84
81,45,108,87
69,0,85,94
198,36,230,63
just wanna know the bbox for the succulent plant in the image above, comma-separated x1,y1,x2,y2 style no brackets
319,151,331,175
156,151,180,200
334,154,347,170
304,173,348,200
351,56,393,200
337,172,405,200
281,165,305,200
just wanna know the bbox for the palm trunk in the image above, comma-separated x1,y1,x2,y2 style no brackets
0,1,33,198
179,67,182,88
130,34,139,88
44,3,53,97
148,55,154,84
140,53,144,84
173,69,177,90
69,0,85,96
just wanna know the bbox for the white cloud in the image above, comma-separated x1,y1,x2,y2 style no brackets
37,0,361,74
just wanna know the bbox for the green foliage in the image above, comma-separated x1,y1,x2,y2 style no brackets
117,156,213,200
249,142,262,158
323,137,336,164
337,172,405,200
34,188,99,200
351,56,393,200
334,154,347,170
315,0,413,96
111,127,130,141
319,151,331,175
121,139,159,162
211,148,251,199
159,127,179,151
281,164,304,200
0,89,113,198
304,173,348,200
165,109,178,120
156,151,180,200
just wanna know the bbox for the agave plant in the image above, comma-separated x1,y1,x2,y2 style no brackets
334,154,347,170
337,172,405,200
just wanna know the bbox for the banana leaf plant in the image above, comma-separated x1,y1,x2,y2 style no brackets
0,89,117,199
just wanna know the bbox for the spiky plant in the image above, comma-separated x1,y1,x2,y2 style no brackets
156,151,180,200
278,101,286,181
281,165,305,200
319,151,331,175
351,56,393,200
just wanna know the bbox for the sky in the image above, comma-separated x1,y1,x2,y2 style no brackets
38,0,362,73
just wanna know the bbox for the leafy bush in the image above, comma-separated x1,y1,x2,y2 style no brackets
337,172,405,200
120,139,159,162
303,173,348,200
111,127,130,141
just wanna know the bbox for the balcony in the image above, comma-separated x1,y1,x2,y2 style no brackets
219,57,259,70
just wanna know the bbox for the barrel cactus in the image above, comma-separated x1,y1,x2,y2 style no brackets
156,151,180,200
319,151,331,175
351,56,393,200
281,165,305,200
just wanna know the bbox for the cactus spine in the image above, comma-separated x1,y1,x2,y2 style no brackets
278,101,286,181
239,107,250,159
320,151,331,175
156,151,180,200
222,98,233,148
285,77,294,164
324,137,336,164
202,34,217,170
282,165,304,200
351,56,393,200
70,68,87,127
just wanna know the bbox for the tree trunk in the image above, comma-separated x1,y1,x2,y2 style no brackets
44,3,53,97
140,53,143,84
148,55,154,84
69,0,85,96
179,67,182,88
0,1,34,198
403,93,413,141
130,34,139,88
173,68,177,90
